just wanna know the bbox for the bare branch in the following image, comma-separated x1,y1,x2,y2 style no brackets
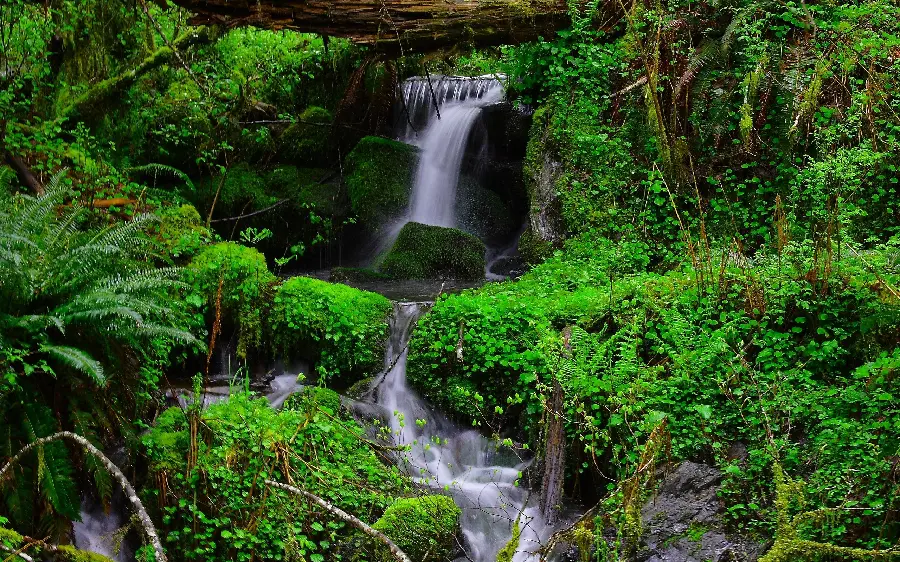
265,479,411,562
0,431,167,562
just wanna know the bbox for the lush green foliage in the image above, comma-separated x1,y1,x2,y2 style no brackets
271,276,392,382
381,222,487,280
186,242,276,357
142,392,406,561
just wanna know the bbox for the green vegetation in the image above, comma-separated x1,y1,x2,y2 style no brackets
2,0,900,558
271,276,392,382
142,393,406,561
345,136,418,229
370,495,461,562
381,222,486,280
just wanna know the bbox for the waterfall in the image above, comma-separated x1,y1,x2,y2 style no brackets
73,493,132,561
398,76,504,229
363,302,561,562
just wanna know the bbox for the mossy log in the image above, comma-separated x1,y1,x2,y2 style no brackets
167,0,572,51
58,26,216,123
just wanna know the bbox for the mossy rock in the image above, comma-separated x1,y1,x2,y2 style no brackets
283,385,342,414
345,136,418,229
196,162,274,216
157,204,211,258
265,166,345,217
517,225,553,265
279,106,333,166
380,222,486,280
270,276,391,382
329,266,391,283
344,377,374,400
456,176,515,244
371,495,461,562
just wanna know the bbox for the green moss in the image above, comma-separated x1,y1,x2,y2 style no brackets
144,407,190,471
279,106,333,166
265,165,345,216
380,222,486,280
196,163,273,216
283,385,342,414
371,495,461,562
0,527,23,546
496,515,521,562
345,136,418,229
329,266,391,283
517,226,553,265
56,544,117,562
270,276,391,382
186,242,277,356
157,204,211,258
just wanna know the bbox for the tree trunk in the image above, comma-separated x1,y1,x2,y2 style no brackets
166,0,571,51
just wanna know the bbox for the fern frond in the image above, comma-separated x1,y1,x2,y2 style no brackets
41,345,106,384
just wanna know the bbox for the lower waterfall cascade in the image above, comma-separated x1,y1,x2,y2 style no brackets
359,302,571,562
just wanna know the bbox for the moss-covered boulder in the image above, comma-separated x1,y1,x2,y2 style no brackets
371,495,461,562
345,136,418,229
186,242,277,356
196,162,274,216
270,276,391,382
279,106,333,166
380,222,486,280
157,203,211,259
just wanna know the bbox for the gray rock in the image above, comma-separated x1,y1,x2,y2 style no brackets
636,461,766,562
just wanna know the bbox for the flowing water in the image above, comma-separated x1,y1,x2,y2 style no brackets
401,77,505,228
360,302,565,562
73,493,132,561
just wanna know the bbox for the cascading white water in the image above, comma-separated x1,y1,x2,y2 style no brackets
366,302,560,562
73,493,132,561
400,76,505,228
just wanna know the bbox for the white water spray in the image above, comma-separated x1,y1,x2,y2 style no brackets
401,77,505,228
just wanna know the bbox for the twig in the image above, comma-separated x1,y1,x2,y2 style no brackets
209,199,291,223
0,432,166,562
424,64,442,121
265,479,412,562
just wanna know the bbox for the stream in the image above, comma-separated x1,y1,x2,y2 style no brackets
358,302,568,562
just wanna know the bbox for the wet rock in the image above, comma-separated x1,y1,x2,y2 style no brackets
636,461,765,562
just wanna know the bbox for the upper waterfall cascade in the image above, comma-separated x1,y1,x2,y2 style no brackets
399,76,505,228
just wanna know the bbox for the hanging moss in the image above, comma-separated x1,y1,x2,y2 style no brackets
270,276,391,383
371,495,461,562
279,106,334,166
380,222,486,280
185,242,277,357
496,515,522,562
345,136,418,229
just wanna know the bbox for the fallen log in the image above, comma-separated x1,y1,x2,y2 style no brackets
167,0,572,51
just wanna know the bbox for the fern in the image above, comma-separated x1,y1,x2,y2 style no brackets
125,163,195,191
0,173,198,530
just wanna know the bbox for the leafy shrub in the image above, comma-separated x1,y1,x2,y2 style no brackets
270,276,391,383
345,137,417,229
142,393,406,562
380,222,486,280
195,163,274,217
185,242,277,356
370,495,461,562
283,385,342,414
